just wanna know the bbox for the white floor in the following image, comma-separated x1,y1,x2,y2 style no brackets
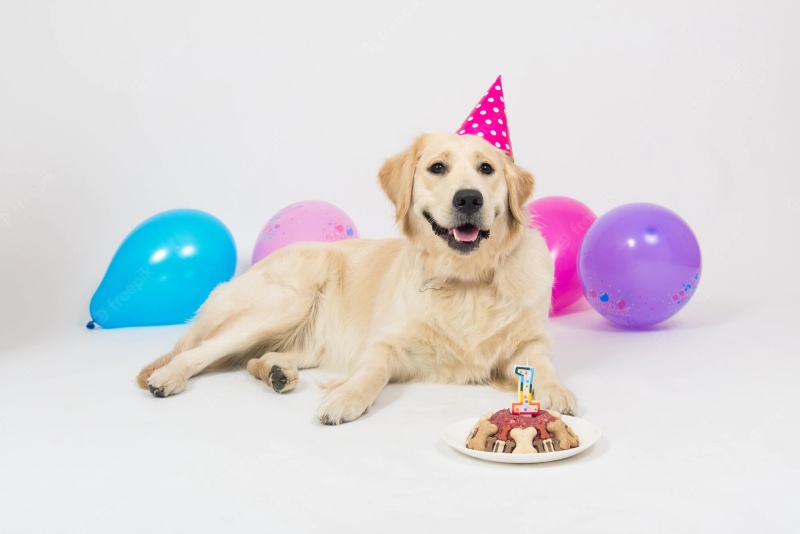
1,289,797,533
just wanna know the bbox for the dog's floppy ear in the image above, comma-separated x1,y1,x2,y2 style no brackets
378,135,425,234
504,156,535,228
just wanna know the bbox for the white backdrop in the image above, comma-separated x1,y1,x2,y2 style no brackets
2,0,797,338
1,1,799,532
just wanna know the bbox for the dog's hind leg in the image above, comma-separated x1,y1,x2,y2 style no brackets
143,281,319,398
136,327,204,390
247,351,316,393
145,314,268,398
139,244,336,398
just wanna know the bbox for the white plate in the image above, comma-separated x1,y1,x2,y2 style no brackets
442,415,602,464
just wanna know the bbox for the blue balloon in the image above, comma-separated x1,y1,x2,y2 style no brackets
88,209,237,329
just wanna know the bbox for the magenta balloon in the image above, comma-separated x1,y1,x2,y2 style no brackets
528,197,597,314
578,203,701,328
252,201,359,264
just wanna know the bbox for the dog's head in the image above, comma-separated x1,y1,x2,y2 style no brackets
379,133,534,262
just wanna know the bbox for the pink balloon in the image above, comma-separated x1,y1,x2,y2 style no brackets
252,200,359,264
528,196,597,314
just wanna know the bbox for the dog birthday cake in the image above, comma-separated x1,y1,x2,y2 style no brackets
465,408,579,454
463,363,579,454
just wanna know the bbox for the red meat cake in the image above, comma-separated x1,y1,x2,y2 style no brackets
465,408,579,454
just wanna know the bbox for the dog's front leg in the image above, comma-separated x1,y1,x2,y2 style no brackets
508,335,578,416
316,344,394,425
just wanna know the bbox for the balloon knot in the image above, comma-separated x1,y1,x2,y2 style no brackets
86,321,96,330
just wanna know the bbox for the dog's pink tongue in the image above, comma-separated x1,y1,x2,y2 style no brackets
454,225,480,242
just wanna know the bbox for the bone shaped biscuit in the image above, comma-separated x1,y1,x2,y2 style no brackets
510,427,538,454
466,420,498,452
546,419,579,450
496,425,513,441
466,413,494,442
533,421,551,440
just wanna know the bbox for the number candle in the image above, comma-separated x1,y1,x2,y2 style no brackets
510,364,540,415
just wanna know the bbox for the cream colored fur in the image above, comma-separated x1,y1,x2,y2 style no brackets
137,133,576,424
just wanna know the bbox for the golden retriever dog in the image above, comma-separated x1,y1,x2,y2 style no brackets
136,132,576,424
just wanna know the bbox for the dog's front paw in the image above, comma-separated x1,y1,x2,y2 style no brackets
146,367,187,398
247,359,298,393
535,381,577,416
316,386,371,425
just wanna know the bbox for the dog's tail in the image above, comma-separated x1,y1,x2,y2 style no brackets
135,330,202,389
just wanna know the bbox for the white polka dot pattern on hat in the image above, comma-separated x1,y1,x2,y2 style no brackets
455,75,513,156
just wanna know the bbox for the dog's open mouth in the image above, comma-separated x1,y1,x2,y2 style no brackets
424,212,490,254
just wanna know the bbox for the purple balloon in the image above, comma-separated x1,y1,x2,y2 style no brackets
578,203,701,328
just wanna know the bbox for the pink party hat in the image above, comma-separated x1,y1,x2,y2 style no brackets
456,75,513,156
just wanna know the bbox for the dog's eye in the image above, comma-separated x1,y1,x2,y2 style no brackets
428,162,446,175
479,163,494,175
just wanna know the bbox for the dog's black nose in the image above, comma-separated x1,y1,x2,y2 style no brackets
453,189,483,214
